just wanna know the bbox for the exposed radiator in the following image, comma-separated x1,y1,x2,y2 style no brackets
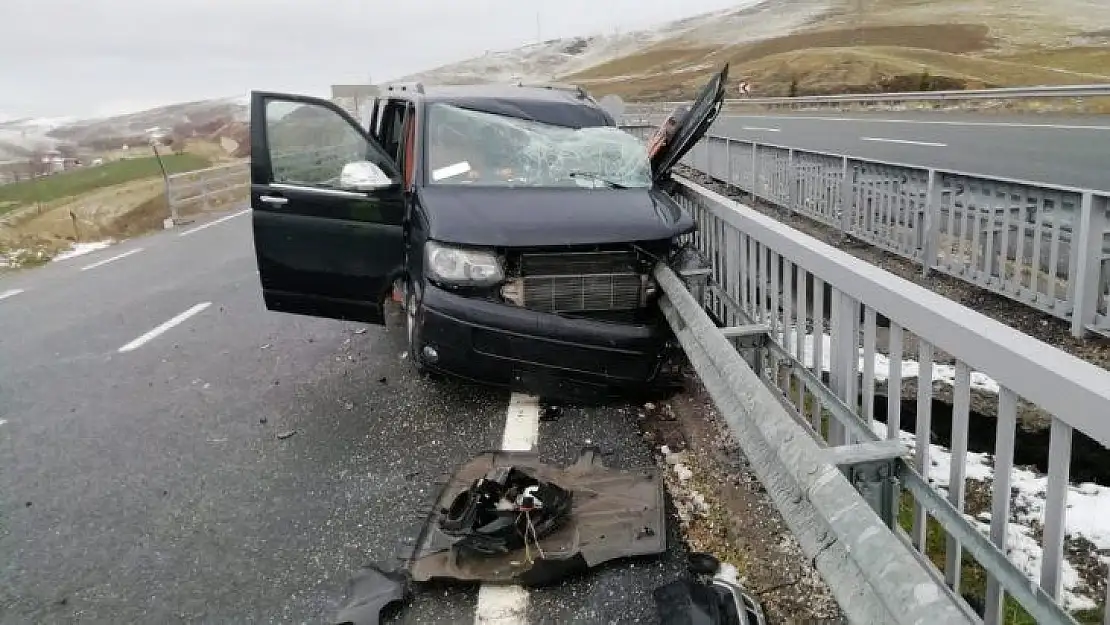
520,251,646,314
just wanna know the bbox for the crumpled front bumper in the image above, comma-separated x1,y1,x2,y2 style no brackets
419,283,669,401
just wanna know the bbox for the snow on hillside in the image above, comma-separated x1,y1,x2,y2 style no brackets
393,0,776,85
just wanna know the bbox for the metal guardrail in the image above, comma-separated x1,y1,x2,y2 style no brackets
661,174,1110,624
656,262,974,625
623,84,1110,113
166,161,249,224
622,123,1110,338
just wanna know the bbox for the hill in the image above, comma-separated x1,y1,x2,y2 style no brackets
0,96,248,162
392,0,1110,100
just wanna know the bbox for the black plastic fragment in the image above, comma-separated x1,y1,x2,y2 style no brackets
332,563,411,625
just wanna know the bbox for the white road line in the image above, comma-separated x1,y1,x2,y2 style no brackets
0,288,25,301
741,126,780,132
725,114,1110,131
0,419,7,427
861,136,947,147
118,302,212,353
500,393,541,451
178,209,249,237
80,248,144,271
473,392,541,625
475,586,530,624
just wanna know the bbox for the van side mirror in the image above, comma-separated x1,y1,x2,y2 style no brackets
339,161,394,191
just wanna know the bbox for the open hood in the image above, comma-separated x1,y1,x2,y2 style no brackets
647,64,730,181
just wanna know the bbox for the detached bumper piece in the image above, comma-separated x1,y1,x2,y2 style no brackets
331,447,667,624
409,446,666,586
654,553,767,625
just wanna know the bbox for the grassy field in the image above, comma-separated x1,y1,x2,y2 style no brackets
560,0,1110,101
0,153,210,217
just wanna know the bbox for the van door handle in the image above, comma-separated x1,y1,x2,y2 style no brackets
260,195,288,205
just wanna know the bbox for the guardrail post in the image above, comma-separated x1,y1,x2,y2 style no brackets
839,157,854,234
705,137,713,178
201,176,210,213
787,149,796,213
750,143,758,201
166,176,178,228
724,137,732,186
920,170,940,276
1070,193,1109,338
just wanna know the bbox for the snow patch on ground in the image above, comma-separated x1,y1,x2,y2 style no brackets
872,421,1107,611
52,240,114,262
782,327,1002,394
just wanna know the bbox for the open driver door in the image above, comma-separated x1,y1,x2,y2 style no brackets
249,92,406,324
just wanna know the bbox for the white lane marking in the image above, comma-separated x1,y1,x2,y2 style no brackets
118,302,212,353
178,209,249,237
80,248,144,271
500,393,541,451
475,586,530,624
861,136,947,147
473,392,541,625
741,126,780,132
0,419,7,426
725,114,1110,131
0,289,25,301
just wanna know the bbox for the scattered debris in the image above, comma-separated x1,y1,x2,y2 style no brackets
276,430,298,440
354,328,367,335
259,417,268,425
407,446,665,585
342,401,354,410
655,552,766,625
332,563,411,625
331,447,667,622
260,344,271,350
538,402,564,422
378,377,387,384
439,465,573,557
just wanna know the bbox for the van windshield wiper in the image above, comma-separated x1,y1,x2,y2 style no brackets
568,171,627,189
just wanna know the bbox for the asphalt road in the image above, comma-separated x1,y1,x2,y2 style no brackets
0,210,684,624
712,111,1110,192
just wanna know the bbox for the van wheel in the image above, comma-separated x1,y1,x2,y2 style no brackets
406,289,430,376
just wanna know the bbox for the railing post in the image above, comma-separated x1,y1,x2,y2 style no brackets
705,136,713,179
829,290,860,447
724,137,732,187
201,175,211,213
786,148,796,213
839,157,854,234
750,143,758,201
1070,192,1109,338
165,175,178,228
920,170,940,276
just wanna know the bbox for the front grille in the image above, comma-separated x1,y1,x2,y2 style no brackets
520,251,645,314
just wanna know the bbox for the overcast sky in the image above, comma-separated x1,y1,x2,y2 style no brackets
0,0,745,120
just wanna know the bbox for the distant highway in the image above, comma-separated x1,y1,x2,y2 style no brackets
712,111,1110,192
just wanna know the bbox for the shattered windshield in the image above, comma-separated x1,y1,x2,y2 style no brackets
424,103,651,189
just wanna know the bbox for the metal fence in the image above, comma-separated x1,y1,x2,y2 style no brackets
660,173,1110,625
623,124,1110,339
166,161,249,223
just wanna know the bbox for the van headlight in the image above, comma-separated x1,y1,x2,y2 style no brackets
425,241,504,286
